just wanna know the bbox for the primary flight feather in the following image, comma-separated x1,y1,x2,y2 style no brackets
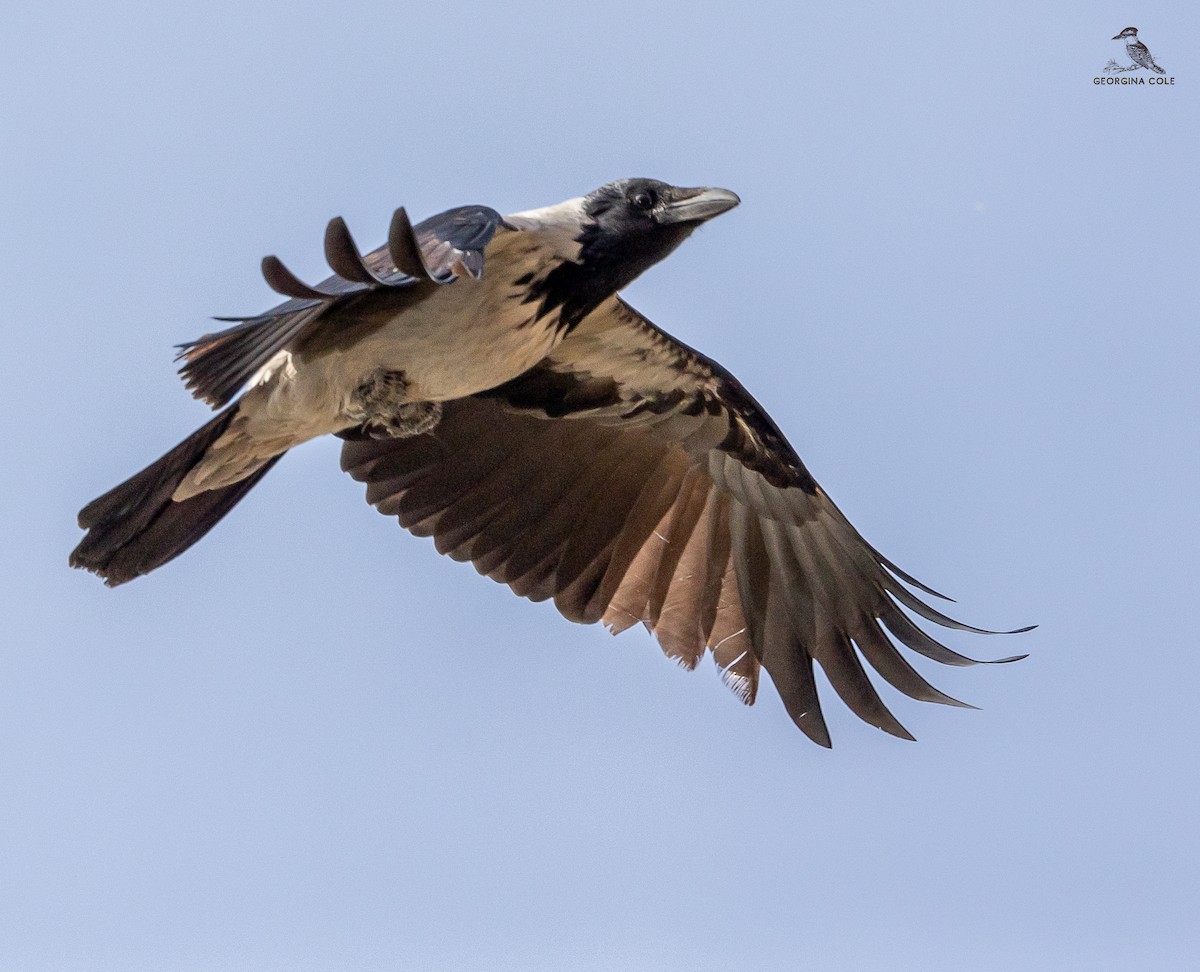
71,178,1029,745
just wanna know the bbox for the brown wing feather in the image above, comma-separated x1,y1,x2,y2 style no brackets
340,297,1028,744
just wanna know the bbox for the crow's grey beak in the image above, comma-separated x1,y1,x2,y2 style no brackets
1112,33,1123,39
660,187,741,224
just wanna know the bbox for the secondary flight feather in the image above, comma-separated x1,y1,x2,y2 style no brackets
70,178,1030,745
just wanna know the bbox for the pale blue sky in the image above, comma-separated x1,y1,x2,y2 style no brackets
3,2,1198,970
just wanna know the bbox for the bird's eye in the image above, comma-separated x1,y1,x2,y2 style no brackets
631,190,656,211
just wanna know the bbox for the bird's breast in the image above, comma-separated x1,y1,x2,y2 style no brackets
246,231,582,443
277,268,566,431
341,280,564,400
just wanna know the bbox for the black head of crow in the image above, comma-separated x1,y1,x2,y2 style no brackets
579,178,740,278
71,176,1030,747
522,178,740,328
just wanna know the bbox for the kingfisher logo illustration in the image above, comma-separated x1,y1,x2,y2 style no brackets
1098,27,1174,84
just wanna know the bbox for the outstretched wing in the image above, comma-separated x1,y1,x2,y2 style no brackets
340,297,1028,745
176,205,510,408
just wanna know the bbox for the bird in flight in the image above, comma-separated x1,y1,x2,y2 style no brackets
1111,27,1166,73
71,178,1028,746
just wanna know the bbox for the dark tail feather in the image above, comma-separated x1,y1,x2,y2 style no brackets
1152,63,1166,74
70,406,284,586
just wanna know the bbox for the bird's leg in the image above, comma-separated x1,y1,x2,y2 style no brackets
348,369,443,439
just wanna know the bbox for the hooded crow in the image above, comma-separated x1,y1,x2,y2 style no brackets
71,177,1028,745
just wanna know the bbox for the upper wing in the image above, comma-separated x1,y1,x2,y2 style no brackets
340,297,1028,745
176,205,510,408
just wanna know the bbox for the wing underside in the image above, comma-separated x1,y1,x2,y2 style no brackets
340,298,1028,745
